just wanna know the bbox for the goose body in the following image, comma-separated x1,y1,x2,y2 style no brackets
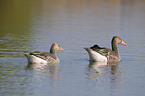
85,36,127,62
24,43,64,64
84,48,107,62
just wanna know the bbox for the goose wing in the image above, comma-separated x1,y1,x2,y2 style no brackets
91,44,117,58
30,51,56,60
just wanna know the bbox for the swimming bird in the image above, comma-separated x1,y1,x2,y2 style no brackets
24,43,64,64
84,36,127,62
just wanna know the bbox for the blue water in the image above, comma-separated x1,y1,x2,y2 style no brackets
0,0,145,96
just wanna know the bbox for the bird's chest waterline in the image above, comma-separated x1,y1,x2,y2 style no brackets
88,49,107,62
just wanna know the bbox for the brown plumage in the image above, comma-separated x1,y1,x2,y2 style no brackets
85,36,127,62
24,43,64,64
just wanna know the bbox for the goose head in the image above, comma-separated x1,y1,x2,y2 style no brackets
112,36,127,46
50,43,64,54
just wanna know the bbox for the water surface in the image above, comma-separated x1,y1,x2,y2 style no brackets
0,0,145,96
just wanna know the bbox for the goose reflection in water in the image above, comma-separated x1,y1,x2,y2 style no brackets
89,61,119,72
88,61,123,82
26,63,60,80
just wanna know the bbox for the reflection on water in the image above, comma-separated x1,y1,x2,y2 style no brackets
87,61,124,93
26,63,61,79
26,63,56,70
89,61,108,74
26,63,59,76
88,61,122,82
1,0,145,96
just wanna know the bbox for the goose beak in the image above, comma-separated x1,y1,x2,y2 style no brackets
59,47,64,51
121,41,127,46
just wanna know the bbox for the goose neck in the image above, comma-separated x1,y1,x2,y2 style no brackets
112,40,120,58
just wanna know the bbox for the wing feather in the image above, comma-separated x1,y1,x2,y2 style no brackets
30,52,56,60
90,44,117,59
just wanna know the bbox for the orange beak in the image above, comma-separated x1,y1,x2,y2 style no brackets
121,41,127,46
59,47,64,51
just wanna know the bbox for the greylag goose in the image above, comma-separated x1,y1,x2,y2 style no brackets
24,43,64,64
84,36,127,62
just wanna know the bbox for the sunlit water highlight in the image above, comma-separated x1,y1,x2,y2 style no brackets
0,0,145,96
